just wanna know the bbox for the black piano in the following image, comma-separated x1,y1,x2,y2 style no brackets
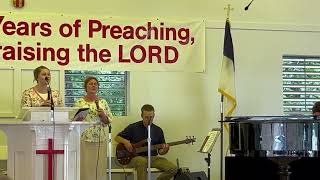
225,116,320,180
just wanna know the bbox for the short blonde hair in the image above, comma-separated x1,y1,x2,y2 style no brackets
84,76,99,92
141,104,154,113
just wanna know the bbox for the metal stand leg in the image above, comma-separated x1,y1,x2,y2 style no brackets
108,125,112,180
147,124,151,180
205,153,211,180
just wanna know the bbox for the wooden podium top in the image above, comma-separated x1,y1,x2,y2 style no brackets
16,107,79,122
0,120,94,126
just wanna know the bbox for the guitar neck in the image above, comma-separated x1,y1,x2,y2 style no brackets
135,140,187,154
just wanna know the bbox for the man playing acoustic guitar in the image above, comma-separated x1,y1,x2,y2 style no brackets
115,104,178,180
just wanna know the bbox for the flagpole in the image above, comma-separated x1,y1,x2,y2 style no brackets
220,6,231,180
219,5,234,180
220,94,224,180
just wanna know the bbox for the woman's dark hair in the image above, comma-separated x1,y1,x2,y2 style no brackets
84,76,99,92
33,66,49,82
312,101,320,114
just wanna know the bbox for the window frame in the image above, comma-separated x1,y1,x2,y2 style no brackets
283,55,320,115
64,70,129,116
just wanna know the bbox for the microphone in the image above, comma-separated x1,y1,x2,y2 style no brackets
95,99,104,124
45,76,54,111
45,76,49,83
244,0,254,11
95,99,100,110
45,77,51,100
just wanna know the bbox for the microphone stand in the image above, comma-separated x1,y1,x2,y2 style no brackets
108,124,112,180
147,120,152,180
220,95,224,180
205,153,212,180
48,83,56,180
47,83,54,122
244,0,254,11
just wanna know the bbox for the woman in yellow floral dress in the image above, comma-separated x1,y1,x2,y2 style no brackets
74,76,113,180
21,66,63,107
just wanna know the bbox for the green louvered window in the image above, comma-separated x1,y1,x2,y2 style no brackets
64,70,128,116
283,56,320,115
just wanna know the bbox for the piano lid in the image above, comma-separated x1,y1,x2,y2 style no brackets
223,115,320,123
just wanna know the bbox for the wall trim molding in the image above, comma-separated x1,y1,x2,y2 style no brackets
206,20,320,33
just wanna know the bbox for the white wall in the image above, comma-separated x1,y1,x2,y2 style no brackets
1,0,320,179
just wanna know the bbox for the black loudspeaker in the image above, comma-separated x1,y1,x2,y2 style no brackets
175,171,207,180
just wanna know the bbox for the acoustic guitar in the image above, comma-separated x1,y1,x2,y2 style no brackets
116,136,196,165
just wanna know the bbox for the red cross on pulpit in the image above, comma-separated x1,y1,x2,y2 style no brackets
36,138,64,180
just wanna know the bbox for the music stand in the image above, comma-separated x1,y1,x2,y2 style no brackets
199,128,221,180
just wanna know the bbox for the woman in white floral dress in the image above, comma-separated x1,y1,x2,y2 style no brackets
21,66,63,107
74,76,113,180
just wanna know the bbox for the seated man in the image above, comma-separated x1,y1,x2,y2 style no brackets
115,104,177,180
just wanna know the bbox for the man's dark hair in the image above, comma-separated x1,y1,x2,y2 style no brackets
141,104,154,113
312,101,320,114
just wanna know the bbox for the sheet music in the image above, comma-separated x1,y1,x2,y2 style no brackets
199,130,220,153
73,108,89,121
